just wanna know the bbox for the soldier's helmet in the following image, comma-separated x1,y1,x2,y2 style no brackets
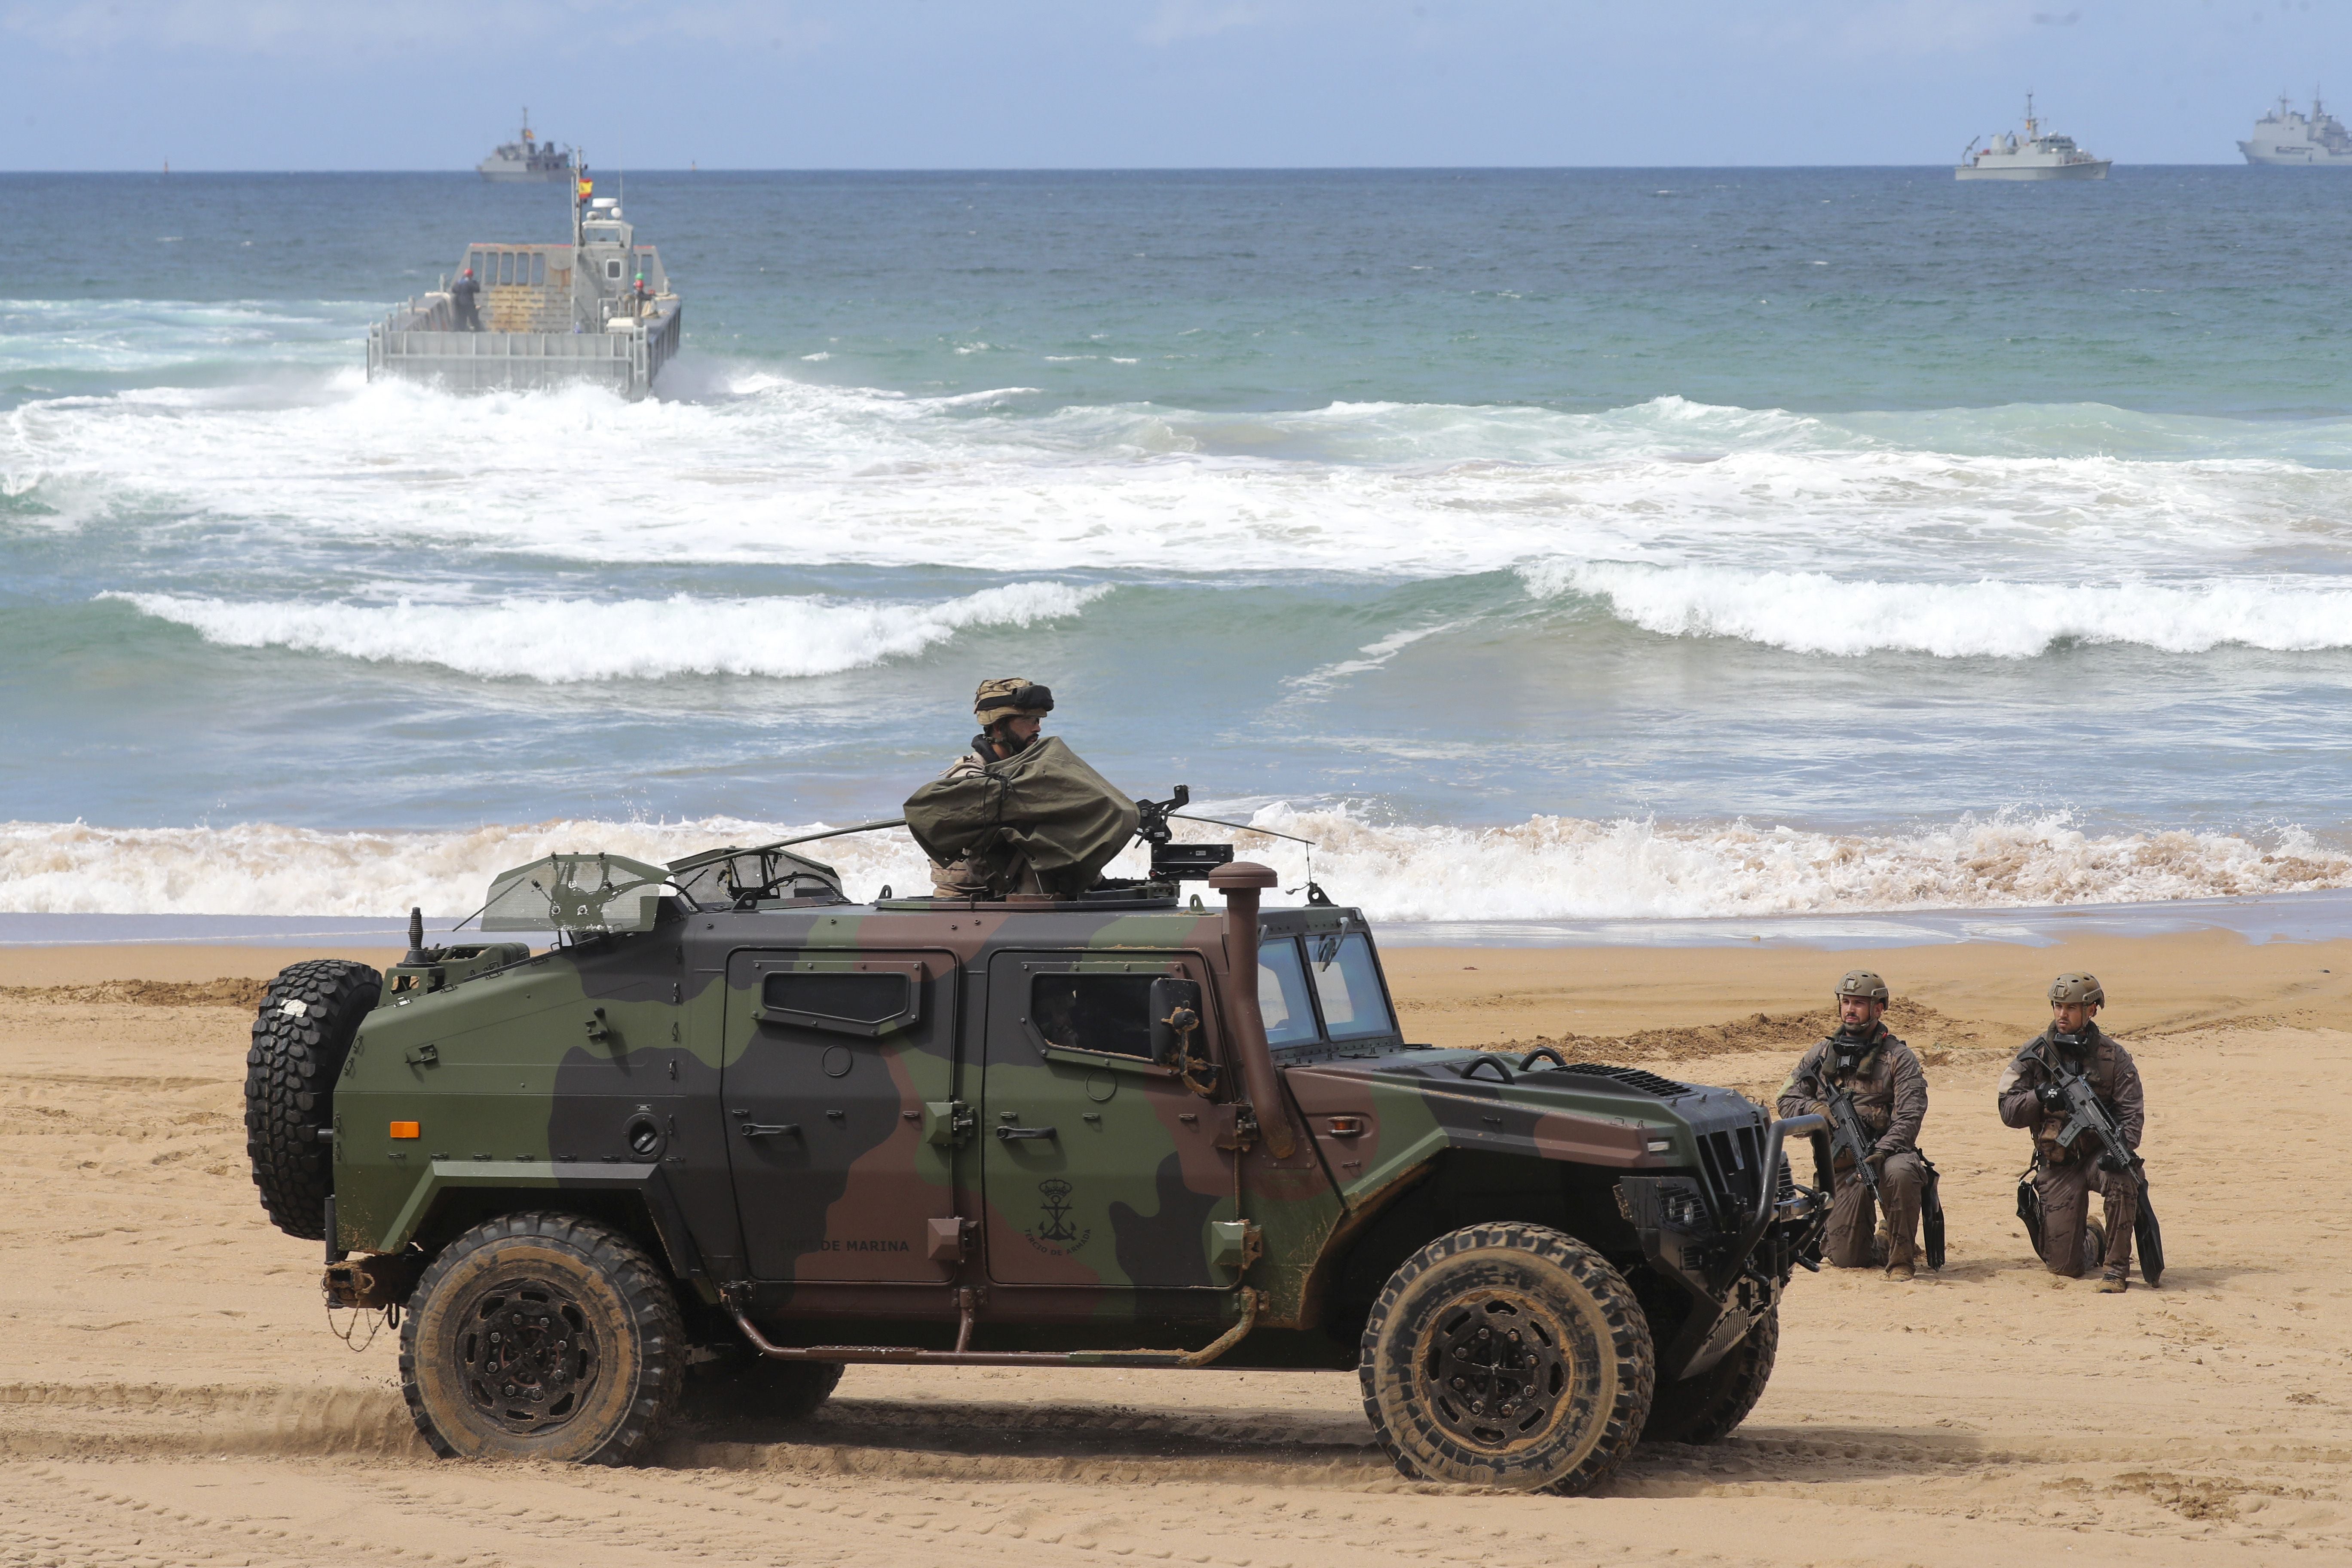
974,677,1055,727
2048,972,2104,1008
1834,970,1890,1004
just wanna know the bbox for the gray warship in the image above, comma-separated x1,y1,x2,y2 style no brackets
2239,95,2352,166
477,109,573,182
365,166,681,399
1956,95,2110,181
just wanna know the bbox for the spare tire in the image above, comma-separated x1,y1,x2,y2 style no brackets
245,958,381,1240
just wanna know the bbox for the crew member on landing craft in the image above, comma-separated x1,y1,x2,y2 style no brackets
451,267,484,332
1776,971,1930,1281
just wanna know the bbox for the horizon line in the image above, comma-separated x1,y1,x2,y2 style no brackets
0,160,2265,176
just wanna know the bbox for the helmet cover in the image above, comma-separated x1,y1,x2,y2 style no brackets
974,677,1054,727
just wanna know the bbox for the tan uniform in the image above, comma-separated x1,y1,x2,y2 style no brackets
1997,1027,2144,1279
1777,1027,1929,1269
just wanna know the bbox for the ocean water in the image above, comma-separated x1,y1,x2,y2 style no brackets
5,168,2352,926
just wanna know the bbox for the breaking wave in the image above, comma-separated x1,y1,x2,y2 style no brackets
103,582,1108,681
1526,560,2352,658
5,809,2345,923
12,377,2352,584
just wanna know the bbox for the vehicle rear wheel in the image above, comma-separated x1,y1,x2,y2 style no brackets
1641,1305,1777,1445
1360,1222,1654,1495
244,958,380,1240
400,1213,685,1464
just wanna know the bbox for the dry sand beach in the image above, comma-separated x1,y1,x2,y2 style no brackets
3,931,2348,1568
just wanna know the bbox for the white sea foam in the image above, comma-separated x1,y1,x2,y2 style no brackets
12,377,2352,587
5,808,2344,922
103,582,1108,681
1525,561,2352,658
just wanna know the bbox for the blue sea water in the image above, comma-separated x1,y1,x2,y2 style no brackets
4,167,2351,923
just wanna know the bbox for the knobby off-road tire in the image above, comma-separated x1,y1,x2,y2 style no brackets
400,1213,686,1464
1360,1222,1655,1495
684,1353,844,1424
1641,1305,1777,1445
245,958,380,1240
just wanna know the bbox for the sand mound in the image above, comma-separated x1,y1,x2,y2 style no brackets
0,976,271,1008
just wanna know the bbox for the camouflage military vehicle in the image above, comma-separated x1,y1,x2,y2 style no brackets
245,829,1825,1494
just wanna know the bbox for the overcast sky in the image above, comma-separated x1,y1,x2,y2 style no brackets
3,0,2346,170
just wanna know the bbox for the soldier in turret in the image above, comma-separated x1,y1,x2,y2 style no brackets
1776,971,1930,1281
925,678,1055,898
1997,974,2146,1292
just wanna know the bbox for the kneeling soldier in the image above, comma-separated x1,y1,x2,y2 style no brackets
1997,973,2145,1292
1776,971,1930,1281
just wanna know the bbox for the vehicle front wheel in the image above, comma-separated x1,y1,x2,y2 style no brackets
1360,1222,1654,1495
399,1213,685,1464
1641,1305,1777,1445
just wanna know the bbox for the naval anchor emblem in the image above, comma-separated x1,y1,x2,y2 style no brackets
1024,1178,1092,1254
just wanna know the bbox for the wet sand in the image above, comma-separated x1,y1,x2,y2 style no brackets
2,933,2347,1565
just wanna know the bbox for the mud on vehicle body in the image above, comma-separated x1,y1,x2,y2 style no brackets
253,842,1825,1487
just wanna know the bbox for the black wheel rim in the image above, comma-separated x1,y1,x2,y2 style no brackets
1418,1289,1573,1452
450,1272,602,1436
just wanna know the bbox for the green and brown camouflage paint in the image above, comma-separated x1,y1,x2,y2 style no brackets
332,885,1801,1373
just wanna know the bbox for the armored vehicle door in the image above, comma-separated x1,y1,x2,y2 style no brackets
722,950,961,1283
980,951,1236,1292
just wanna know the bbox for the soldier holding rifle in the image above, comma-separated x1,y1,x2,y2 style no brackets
1776,971,1933,1282
1997,973,2159,1293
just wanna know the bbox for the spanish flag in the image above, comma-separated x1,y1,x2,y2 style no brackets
576,176,593,200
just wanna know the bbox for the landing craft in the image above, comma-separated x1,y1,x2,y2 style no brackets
366,158,680,399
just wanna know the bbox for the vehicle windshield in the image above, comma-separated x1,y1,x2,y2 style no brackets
1257,938,1320,1047
1304,932,1396,1040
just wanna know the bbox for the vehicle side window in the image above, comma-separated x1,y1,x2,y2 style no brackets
1031,973,1157,1058
1258,938,1318,1047
762,970,908,1026
1306,932,1396,1040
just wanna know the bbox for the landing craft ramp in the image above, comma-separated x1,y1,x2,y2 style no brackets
367,177,680,400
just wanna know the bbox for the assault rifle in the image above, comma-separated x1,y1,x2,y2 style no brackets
1822,1084,1882,1209
2030,1041,2165,1286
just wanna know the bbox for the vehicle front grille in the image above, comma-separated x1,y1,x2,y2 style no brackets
1694,1121,1769,1227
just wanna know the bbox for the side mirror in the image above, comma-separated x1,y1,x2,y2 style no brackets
1148,977,1204,1066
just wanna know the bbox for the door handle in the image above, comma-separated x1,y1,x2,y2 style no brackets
994,1125,1057,1141
739,1122,800,1139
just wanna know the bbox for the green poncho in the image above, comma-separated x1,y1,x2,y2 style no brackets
903,736,1141,898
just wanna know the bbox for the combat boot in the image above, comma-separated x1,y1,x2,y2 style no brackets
2097,1268,2128,1294
1884,1259,1914,1282
2080,1221,2106,1277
